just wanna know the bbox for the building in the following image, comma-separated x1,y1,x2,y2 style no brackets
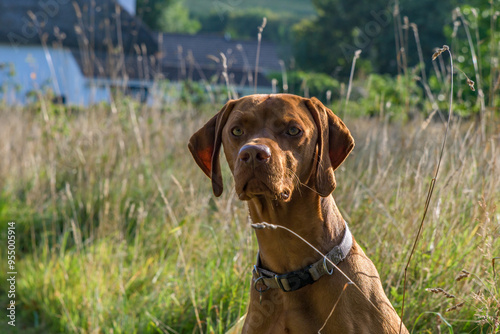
158,32,283,97
0,0,282,106
0,0,158,105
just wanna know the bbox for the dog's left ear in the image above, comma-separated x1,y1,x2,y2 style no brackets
188,100,236,197
305,97,355,197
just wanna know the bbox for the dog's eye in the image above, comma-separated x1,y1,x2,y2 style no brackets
286,126,301,136
231,127,243,136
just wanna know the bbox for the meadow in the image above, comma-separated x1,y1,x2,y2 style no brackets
1,1,499,331
184,0,315,17
0,84,498,333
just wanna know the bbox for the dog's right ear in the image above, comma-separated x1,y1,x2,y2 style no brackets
188,100,236,197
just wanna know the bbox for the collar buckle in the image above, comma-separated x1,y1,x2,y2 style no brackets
274,274,290,292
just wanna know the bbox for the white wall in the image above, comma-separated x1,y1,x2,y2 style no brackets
0,45,110,106
117,0,136,15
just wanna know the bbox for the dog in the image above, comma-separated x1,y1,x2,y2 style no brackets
189,94,408,333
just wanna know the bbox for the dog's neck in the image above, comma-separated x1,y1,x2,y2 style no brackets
248,190,346,274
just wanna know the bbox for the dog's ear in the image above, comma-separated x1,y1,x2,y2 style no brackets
188,100,236,197
305,97,355,197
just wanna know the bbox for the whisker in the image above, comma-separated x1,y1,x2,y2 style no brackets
286,167,322,196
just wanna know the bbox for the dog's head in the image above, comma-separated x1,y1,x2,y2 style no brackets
188,94,354,201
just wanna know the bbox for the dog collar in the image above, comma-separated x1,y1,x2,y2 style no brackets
252,221,352,293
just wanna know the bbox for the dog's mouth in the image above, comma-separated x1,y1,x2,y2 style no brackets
236,176,291,202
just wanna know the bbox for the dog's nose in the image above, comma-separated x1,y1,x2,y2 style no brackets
238,144,271,164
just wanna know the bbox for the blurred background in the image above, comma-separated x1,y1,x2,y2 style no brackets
0,0,497,114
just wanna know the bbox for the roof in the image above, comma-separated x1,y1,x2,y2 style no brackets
157,33,283,87
71,49,161,82
161,64,272,88
0,0,158,56
157,33,282,73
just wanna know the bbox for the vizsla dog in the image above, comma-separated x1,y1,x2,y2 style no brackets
189,94,408,334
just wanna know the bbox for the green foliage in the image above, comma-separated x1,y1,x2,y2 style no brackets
157,0,201,34
136,0,175,30
153,79,230,107
0,62,21,103
269,70,340,103
293,0,454,77
198,8,300,45
444,4,500,108
185,0,315,17
137,0,200,33
348,74,425,119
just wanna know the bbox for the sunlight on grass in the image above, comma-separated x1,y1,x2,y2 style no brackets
0,96,498,332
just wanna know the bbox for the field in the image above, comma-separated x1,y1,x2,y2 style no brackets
185,0,315,17
0,91,499,333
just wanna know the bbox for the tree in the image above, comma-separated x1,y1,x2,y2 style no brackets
136,0,174,30
136,0,200,34
198,8,299,45
293,0,455,77
157,1,201,33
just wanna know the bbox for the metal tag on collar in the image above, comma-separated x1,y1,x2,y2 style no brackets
323,256,334,275
254,276,269,304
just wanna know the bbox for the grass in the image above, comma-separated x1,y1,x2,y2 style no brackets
0,93,498,333
185,0,315,17
0,1,498,332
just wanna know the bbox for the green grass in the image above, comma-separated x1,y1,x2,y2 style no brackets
185,0,315,17
0,96,498,333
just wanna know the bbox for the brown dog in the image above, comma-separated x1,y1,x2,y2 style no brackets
189,94,408,334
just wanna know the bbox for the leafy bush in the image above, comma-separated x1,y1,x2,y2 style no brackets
268,70,340,103
137,0,201,33
350,74,425,119
443,4,499,110
199,8,300,45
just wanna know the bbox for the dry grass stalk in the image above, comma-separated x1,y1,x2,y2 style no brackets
455,270,471,281
410,22,438,110
455,7,486,138
317,282,352,333
426,288,456,299
432,45,450,61
466,78,476,91
493,257,499,280
220,52,232,100
278,59,288,93
254,17,267,93
399,45,455,334
445,302,465,313
436,314,442,334
343,49,362,116
454,66,476,92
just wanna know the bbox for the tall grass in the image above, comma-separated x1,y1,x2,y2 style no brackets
0,2,499,333
0,93,498,332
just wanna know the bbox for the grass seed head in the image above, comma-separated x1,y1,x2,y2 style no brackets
446,302,465,312
467,78,475,91
455,269,471,281
426,288,456,298
432,45,450,61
